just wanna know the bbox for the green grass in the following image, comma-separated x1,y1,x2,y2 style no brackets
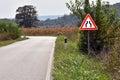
0,38,27,47
53,36,110,80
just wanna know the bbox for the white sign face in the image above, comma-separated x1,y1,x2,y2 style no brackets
82,17,95,28
80,14,98,30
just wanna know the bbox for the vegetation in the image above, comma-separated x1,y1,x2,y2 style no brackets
53,36,109,80
105,40,120,79
0,21,21,40
66,0,119,54
0,0,119,79
1,3,120,27
0,38,27,47
20,27,120,79
111,3,120,17
101,33,120,79
0,19,14,23
66,0,120,79
39,14,81,27
15,5,38,27
21,27,78,37
38,2,120,27
0,21,26,47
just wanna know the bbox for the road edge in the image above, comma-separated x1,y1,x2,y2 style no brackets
45,37,57,80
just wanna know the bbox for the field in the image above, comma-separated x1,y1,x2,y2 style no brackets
0,38,27,47
21,27,78,36
21,27,120,80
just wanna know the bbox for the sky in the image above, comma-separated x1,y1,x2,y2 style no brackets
0,0,120,18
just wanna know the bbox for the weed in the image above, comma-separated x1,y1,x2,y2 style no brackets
53,36,109,80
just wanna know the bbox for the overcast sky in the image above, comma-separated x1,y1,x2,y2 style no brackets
0,0,120,18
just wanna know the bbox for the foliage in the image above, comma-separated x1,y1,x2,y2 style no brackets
111,2,120,17
53,36,110,80
0,21,21,40
104,36,120,80
39,14,81,27
66,0,119,54
106,41,120,80
15,5,38,27
21,27,78,36
0,38,27,47
0,19,14,23
1,3,120,27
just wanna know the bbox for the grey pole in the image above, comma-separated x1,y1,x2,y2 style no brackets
64,36,67,49
88,31,90,56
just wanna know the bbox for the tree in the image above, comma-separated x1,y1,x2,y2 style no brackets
66,0,119,54
15,5,38,28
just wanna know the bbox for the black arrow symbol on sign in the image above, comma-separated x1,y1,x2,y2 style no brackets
85,21,92,27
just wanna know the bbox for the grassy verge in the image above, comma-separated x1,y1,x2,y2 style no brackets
53,36,110,80
0,38,27,47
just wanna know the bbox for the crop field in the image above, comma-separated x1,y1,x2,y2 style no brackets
21,27,78,36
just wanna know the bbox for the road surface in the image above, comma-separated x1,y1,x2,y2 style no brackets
0,36,56,80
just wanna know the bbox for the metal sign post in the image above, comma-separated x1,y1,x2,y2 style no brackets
79,14,98,56
88,31,90,56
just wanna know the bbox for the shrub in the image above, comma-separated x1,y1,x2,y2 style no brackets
66,0,119,55
97,31,120,79
0,21,21,40
53,36,110,80
0,32,11,41
104,37,120,79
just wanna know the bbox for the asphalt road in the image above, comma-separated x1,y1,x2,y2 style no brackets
0,36,56,80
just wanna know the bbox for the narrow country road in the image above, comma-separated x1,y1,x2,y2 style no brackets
0,36,56,80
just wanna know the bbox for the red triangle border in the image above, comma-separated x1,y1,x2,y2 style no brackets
79,14,98,30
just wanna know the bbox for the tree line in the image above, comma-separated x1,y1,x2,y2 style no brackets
14,2,120,28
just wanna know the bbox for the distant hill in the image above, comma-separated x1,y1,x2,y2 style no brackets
0,18,14,22
38,2,120,27
0,2,120,27
111,3,120,17
38,15,62,21
38,14,81,27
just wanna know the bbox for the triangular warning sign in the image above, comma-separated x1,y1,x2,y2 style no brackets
79,14,98,30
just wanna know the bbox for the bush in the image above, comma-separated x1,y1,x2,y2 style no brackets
53,36,110,80
0,21,21,40
66,0,119,55
97,31,120,79
0,32,11,41
104,37,120,79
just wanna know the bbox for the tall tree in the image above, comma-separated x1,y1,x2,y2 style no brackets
15,5,38,27
66,0,118,54
84,0,90,14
